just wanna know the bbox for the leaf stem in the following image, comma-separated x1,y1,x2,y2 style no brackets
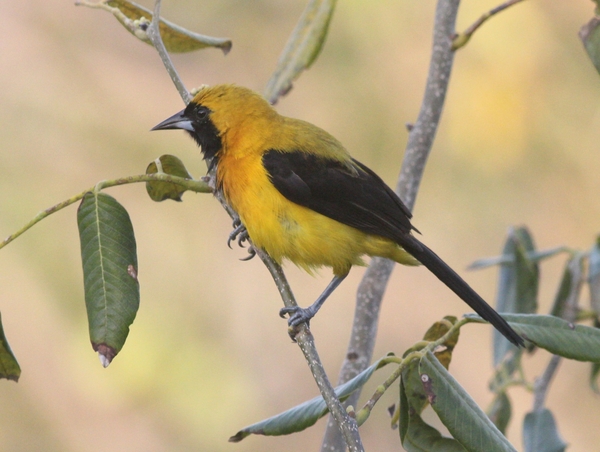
452,0,526,50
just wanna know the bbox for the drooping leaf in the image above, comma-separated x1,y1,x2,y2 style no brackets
493,227,539,366
104,0,232,53
523,409,566,452
146,155,193,202
419,352,517,452
264,0,337,103
77,192,139,367
580,17,600,76
0,312,20,381
229,355,392,442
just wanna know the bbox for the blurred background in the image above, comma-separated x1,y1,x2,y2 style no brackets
0,0,599,450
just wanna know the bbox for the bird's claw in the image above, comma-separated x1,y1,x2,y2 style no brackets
280,306,315,341
227,219,244,249
279,306,314,327
240,246,256,261
227,219,256,260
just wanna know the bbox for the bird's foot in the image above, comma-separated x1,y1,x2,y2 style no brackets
227,219,256,260
280,306,316,341
279,305,317,327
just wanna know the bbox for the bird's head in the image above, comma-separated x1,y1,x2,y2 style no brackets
152,84,279,161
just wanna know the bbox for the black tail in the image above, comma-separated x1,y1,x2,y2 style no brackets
400,235,524,347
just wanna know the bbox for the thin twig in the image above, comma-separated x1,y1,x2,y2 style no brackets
323,0,461,449
452,0,526,50
145,0,191,104
0,173,209,251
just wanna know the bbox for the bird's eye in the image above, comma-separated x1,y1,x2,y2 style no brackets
196,106,209,121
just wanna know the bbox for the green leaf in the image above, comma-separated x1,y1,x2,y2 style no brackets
495,314,600,362
0,312,20,381
487,392,512,435
419,351,517,452
580,17,600,76
264,0,337,103
229,356,391,442
105,0,232,53
399,376,466,451
77,192,139,367
523,409,566,452
493,227,539,366
550,253,584,318
399,349,467,451
146,155,193,202
588,236,600,317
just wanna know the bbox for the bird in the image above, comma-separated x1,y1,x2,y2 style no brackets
152,84,524,347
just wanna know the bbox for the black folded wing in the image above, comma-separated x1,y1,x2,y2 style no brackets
262,149,416,241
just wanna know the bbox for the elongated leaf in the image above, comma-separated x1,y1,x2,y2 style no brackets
490,314,600,362
493,227,539,366
146,155,193,202
264,0,337,103
77,192,139,367
588,236,600,317
419,352,517,452
104,0,232,53
523,409,566,452
0,312,20,381
229,355,391,442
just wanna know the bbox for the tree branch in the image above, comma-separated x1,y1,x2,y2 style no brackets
145,0,191,104
451,0,526,51
322,0,461,449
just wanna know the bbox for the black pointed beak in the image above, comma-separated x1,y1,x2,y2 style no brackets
151,109,195,132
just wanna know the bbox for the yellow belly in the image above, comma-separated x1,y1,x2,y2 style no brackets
218,153,418,275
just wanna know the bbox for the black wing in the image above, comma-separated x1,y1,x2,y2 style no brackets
262,150,416,241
